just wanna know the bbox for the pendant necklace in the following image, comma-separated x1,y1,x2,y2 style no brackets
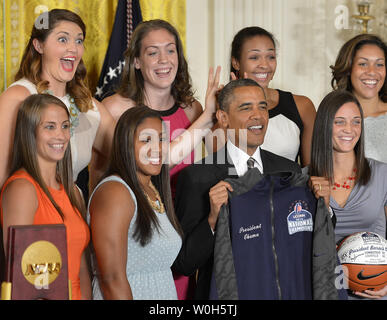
144,181,165,214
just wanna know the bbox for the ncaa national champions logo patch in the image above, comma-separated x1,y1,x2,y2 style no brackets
361,232,382,245
287,201,313,235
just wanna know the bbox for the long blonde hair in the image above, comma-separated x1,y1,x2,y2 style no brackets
15,9,93,113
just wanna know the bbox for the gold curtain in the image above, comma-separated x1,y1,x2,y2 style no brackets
0,0,186,93
140,0,186,49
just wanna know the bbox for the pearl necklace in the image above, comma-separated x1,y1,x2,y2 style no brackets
332,168,357,190
144,181,165,214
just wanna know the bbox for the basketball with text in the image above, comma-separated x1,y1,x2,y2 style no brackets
337,232,387,292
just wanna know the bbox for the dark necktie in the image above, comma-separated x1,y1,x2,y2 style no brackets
247,157,255,170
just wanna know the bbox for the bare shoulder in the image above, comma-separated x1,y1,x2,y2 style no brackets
2,84,31,98
92,97,112,118
182,99,203,123
2,177,38,237
89,179,135,222
102,93,132,108
292,94,316,121
0,85,31,112
101,93,135,122
2,178,37,209
3,177,36,196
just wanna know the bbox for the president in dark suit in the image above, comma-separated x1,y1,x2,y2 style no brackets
172,78,301,299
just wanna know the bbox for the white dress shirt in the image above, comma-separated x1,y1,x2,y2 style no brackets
227,141,263,177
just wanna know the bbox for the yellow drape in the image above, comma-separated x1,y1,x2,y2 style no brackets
140,0,186,49
0,0,186,94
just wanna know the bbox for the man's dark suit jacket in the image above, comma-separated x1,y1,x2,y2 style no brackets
172,146,301,299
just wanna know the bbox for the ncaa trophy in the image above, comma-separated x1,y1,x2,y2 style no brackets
1,224,71,300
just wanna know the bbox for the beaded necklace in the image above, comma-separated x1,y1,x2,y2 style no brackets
144,181,165,214
67,95,79,136
332,168,357,190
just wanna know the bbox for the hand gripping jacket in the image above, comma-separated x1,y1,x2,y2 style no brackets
210,168,339,300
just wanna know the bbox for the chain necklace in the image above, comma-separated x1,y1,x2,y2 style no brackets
144,181,165,214
332,168,357,190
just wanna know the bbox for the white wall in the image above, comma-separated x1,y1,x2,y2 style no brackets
185,0,210,108
186,0,386,109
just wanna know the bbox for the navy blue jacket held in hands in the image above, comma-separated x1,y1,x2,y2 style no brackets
210,168,340,300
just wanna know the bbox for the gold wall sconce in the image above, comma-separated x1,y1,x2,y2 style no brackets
352,1,375,34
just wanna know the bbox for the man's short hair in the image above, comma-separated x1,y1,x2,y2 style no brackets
217,78,266,112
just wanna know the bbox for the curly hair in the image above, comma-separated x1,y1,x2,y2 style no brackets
117,19,195,108
330,34,387,103
15,9,93,113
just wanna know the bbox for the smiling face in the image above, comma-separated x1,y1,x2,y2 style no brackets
134,117,167,180
33,20,84,89
134,28,178,92
332,102,362,154
351,44,386,100
217,85,268,155
232,35,277,88
36,104,70,168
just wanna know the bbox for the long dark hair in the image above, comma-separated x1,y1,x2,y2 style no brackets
15,8,93,112
11,94,84,219
230,26,277,79
105,105,182,246
309,90,370,186
117,19,195,108
330,34,387,102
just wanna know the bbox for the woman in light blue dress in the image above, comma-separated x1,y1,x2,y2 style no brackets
87,106,182,299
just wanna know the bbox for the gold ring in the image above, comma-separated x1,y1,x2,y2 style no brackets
318,184,321,192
